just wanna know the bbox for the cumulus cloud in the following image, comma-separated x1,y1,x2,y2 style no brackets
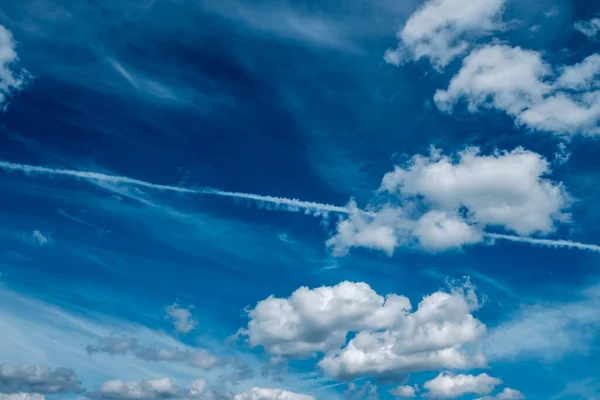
326,201,409,256
381,147,570,236
435,45,600,136
423,373,501,398
165,303,198,334
238,281,412,357
384,0,505,68
0,25,29,108
233,387,314,400
476,388,525,400
328,146,570,255
389,385,417,398
86,335,220,369
574,18,600,39
90,377,214,400
240,280,487,381
0,363,82,395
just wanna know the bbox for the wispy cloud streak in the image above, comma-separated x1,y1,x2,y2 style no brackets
487,233,600,253
2,160,600,253
0,160,347,215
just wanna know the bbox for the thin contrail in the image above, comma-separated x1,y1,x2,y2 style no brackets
2,160,600,254
0,160,348,215
486,233,600,253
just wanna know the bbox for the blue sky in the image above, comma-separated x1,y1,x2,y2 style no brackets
1,0,600,399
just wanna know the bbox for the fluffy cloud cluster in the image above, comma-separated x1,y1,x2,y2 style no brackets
0,25,29,108
328,147,570,255
435,45,600,136
575,18,600,39
390,385,417,398
90,378,214,400
234,388,314,400
384,0,505,68
165,303,198,334
86,334,220,369
0,364,82,395
423,373,501,398
240,280,486,381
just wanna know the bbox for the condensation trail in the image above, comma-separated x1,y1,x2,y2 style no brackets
2,160,600,253
0,160,349,215
486,233,600,253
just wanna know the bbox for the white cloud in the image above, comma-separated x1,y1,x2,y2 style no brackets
86,334,221,370
435,45,600,136
93,378,180,399
345,382,379,400
574,18,600,39
0,25,29,108
556,54,600,90
318,281,486,380
0,363,82,395
477,388,525,400
328,146,570,255
165,303,198,334
413,211,483,251
239,281,412,357
390,385,417,398
91,377,214,399
385,0,506,68
485,284,600,361
381,147,570,236
239,279,486,381
423,373,501,399
0,395,45,400
234,387,314,400
14,230,52,247
326,201,409,256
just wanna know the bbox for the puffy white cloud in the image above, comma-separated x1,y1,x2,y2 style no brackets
0,25,29,108
239,281,412,357
423,373,501,398
413,211,483,251
326,201,409,256
556,54,600,90
165,303,198,334
318,282,486,380
240,279,487,381
91,378,215,400
94,378,181,399
234,387,314,400
435,45,600,136
328,146,570,255
476,388,525,400
385,0,506,68
574,18,600,39
381,147,570,236
0,364,82,395
389,385,417,398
